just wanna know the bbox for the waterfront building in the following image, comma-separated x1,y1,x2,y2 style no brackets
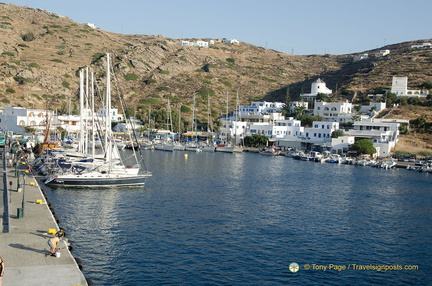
0,106,55,134
331,135,355,155
344,119,401,157
300,78,332,101
237,101,285,123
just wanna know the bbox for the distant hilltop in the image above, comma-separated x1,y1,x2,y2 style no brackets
0,3,431,124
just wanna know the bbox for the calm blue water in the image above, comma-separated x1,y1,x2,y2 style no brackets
43,150,432,285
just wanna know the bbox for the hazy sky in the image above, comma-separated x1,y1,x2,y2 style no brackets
6,0,432,55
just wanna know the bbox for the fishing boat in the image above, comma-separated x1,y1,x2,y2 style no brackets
259,146,280,156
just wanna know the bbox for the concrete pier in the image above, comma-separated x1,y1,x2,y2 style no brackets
1,158,88,286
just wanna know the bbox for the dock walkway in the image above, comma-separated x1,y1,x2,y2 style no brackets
1,157,88,286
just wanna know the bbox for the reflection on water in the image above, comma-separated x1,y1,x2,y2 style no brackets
44,150,432,285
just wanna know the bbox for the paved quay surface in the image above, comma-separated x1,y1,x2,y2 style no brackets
1,159,88,286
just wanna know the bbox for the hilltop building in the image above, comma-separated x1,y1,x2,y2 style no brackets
180,40,210,48
300,78,333,101
411,43,431,49
375,49,390,57
222,38,240,45
353,53,369,61
391,76,429,97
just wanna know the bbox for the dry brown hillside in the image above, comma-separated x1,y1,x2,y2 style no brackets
0,3,432,148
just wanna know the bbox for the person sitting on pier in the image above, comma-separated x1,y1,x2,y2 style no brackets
55,228,66,238
47,236,61,257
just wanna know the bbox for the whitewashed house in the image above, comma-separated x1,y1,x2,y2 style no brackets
411,43,431,49
344,119,400,156
222,38,240,45
375,49,390,57
354,53,369,61
300,78,333,101
391,76,428,97
85,23,97,29
237,101,285,123
287,101,308,114
0,107,54,134
314,101,353,122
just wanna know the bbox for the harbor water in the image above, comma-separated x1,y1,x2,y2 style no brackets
42,150,432,285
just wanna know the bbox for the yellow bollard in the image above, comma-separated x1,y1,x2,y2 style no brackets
47,228,57,235
35,199,43,204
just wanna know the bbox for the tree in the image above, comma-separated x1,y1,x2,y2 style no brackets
410,117,426,128
354,105,362,112
382,92,398,105
243,134,269,147
331,130,345,138
351,139,376,155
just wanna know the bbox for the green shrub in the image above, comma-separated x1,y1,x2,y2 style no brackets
51,59,65,63
156,86,170,92
2,51,14,57
22,32,35,42
92,53,105,63
63,73,72,78
145,79,157,84
29,62,40,68
62,81,70,88
139,98,159,105
13,76,31,84
124,73,139,81
6,88,15,93
159,70,170,74
1,98,10,104
221,81,232,87
181,105,191,113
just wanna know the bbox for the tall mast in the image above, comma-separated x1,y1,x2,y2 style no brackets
105,53,111,163
78,69,85,153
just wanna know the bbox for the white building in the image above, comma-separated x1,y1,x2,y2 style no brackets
222,38,240,45
0,107,55,134
314,101,353,122
354,53,369,61
331,135,355,155
411,43,431,49
375,49,390,57
344,119,400,157
180,40,209,48
287,101,308,114
85,23,97,29
300,78,332,101
96,107,124,122
391,76,429,97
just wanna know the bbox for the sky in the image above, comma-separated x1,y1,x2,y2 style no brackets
5,0,432,55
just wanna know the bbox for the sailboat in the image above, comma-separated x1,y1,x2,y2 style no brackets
215,92,242,153
45,54,152,187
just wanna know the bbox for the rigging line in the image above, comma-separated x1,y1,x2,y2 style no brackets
108,53,149,172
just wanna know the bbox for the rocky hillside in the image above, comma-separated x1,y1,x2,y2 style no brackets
1,3,431,125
